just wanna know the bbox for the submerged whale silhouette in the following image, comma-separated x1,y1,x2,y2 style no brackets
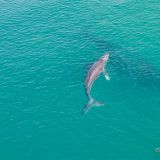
82,34,160,90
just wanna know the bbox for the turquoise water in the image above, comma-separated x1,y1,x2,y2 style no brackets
0,0,160,159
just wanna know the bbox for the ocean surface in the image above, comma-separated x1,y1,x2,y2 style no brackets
0,0,160,159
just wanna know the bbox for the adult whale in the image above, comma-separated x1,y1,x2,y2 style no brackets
81,33,160,89
82,53,110,115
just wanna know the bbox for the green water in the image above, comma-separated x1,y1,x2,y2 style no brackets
0,0,160,159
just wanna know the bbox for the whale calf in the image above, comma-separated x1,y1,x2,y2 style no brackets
82,53,110,115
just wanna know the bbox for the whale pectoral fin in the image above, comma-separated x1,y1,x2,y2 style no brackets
103,69,110,80
84,63,93,70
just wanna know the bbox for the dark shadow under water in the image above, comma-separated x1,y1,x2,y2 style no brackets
80,32,160,91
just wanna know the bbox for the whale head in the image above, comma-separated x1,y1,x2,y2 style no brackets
101,53,109,62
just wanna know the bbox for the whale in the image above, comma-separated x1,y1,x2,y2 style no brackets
82,53,110,115
81,33,160,89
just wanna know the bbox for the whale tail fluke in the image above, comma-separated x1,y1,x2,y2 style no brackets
82,97,104,115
